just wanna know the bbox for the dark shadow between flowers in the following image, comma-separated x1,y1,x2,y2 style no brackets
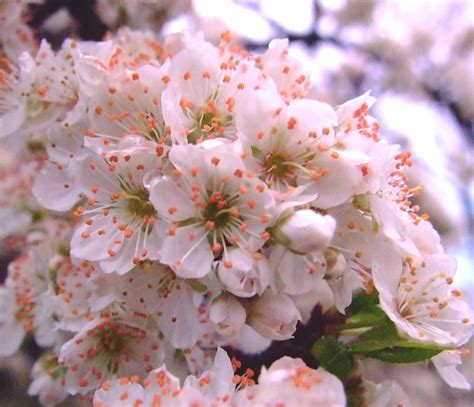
225,305,343,378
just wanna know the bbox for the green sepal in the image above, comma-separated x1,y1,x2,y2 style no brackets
312,336,355,380
188,279,208,293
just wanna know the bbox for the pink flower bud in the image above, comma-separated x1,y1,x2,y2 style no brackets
277,210,336,254
209,295,246,337
248,290,301,340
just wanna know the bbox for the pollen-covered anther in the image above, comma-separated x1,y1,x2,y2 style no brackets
205,221,215,230
179,98,192,109
256,184,265,193
308,170,320,181
260,231,270,240
287,117,297,129
37,86,48,96
260,214,270,223
152,145,164,158
212,243,222,254
236,222,248,232
233,182,246,194
223,261,233,269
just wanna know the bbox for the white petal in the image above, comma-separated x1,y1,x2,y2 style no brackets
160,226,213,278
149,176,196,222
432,351,471,390
32,162,82,211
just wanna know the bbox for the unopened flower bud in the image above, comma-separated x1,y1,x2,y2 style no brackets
275,210,336,254
248,290,301,340
209,295,246,337
324,249,347,280
218,248,271,298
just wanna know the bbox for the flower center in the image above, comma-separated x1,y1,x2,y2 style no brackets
264,153,291,178
91,321,145,373
202,200,232,229
187,110,233,144
26,98,48,118
125,188,157,219
100,328,124,353
199,189,240,234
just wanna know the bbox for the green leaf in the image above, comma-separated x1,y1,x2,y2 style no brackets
350,318,452,363
340,289,386,330
346,289,379,315
354,319,398,342
312,336,355,380
188,279,208,293
360,347,443,363
343,310,387,329
251,145,264,159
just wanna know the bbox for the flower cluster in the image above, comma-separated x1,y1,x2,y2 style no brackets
0,27,472,406
93,349,347,407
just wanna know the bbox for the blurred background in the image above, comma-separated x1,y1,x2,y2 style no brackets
0,0,472,405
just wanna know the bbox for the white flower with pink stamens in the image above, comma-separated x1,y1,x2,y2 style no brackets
59,315,164,395
161,37,267,145
70,145,163,274
28,353,68,407
149,142,276,278
0,39,82,139
373,249,474,345
0,222,73,356
0,153,42,239
86,62,171,152
234,357,346,406
236,86,368,206
93,348,235,407
258,38,311,102
85,262,204,349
